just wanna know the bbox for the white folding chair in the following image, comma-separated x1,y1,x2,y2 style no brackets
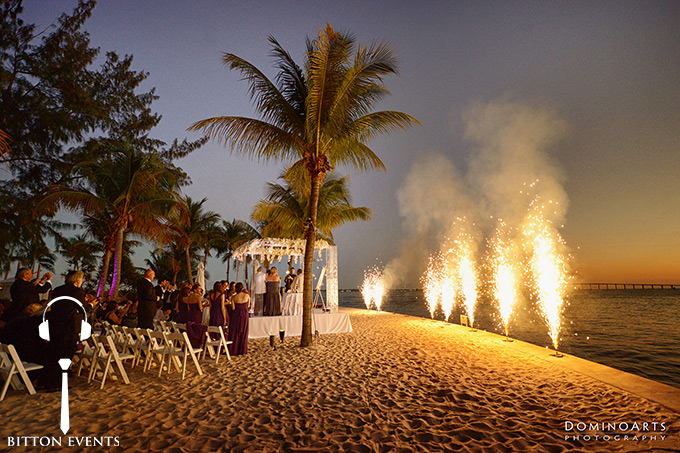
170,322,186,332
109,325,133,357
201,326,232,364
143,330,170,376
88,335,132,389
120,326,144,367
0,343,43,401
162,331,203,380
74,339,97,377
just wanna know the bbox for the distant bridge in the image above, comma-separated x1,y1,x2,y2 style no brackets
572,282,680,290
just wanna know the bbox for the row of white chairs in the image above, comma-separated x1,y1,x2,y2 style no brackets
0,322,233,400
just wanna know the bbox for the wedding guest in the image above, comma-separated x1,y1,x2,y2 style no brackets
104,301,127,325
163,283,176,314
40,270,86,391
155,279,169,303
6,267,51,322
95,294,110,320
284,267,295,293
263,267,281,316
136,269,157,329
228,282,250,356
121,300,139,327
174,283,190,323
35,272,53,302
253,267,266,316
184,283,204,324
208,281,227,327
84,294,99,322
292,268,304,293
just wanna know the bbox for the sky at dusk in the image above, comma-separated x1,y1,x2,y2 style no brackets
20,1,680,288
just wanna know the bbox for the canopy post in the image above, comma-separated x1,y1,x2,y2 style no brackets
327,246,338,312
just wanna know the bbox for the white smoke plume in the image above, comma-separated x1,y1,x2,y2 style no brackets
382,99,569,289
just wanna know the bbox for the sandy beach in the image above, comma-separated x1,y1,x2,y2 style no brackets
1,308,678,452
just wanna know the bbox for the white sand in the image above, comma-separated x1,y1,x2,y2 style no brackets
1,308,678,452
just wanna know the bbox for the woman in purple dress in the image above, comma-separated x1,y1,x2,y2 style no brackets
208,281,227,327
263,267,281,316
228,282,250,356
174,284,190,323
184,283,204,325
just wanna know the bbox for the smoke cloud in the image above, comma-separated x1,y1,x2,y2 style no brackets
383,99,569,288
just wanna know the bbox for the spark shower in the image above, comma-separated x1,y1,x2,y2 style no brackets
363,195,571,352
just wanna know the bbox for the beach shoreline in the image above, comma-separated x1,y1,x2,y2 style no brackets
1,308,678,452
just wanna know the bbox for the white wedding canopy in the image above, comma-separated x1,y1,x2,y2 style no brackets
232,238,338,312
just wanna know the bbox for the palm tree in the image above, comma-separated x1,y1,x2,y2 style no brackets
40,144,183,298
81,211,117,297
164,196,220,285
145,246,184,285
214,219,260,281
190,25,418,346
253,174,371,243
58,233,100,280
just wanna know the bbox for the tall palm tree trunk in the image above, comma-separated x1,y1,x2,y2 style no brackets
109,225,125,299
97,248,112,297
300,172,324,347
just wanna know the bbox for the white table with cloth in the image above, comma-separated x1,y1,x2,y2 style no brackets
281,292,303,316
248,309,352,339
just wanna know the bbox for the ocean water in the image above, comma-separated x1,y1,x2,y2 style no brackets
339,289,680,390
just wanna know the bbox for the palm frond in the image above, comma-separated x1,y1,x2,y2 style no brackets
269,37,307,117
189,116,300,163
222,53,304,132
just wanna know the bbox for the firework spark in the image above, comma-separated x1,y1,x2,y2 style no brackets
361,267,386,310
489,222,521,338
522,205,570,351
451,229,479,328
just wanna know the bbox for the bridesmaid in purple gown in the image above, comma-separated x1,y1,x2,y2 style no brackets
174,284,190,323
228,282,250,356
184,283,204,325
208,281,227,327
263,267,281,316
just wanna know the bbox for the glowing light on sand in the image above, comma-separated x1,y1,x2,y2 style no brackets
361,267,385,310
489,222,521,338
522,204,570,351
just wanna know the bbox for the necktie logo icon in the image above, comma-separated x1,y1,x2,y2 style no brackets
39,296,92,435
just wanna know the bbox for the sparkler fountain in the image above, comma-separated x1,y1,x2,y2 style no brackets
489,222,521,341
361,267,386,311
422,253,456,320
451,229,479,329
522,203,570,356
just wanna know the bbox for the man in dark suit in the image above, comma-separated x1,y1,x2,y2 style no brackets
137,269,157,329
5,267,51,322
41,269,87,391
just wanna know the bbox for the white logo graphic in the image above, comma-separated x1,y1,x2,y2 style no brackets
39,296,92,435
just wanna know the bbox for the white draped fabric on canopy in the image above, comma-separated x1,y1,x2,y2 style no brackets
232,238,339,312
196,262,206,291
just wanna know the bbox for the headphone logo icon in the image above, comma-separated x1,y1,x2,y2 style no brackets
39,296,92,342
39,295,92,434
